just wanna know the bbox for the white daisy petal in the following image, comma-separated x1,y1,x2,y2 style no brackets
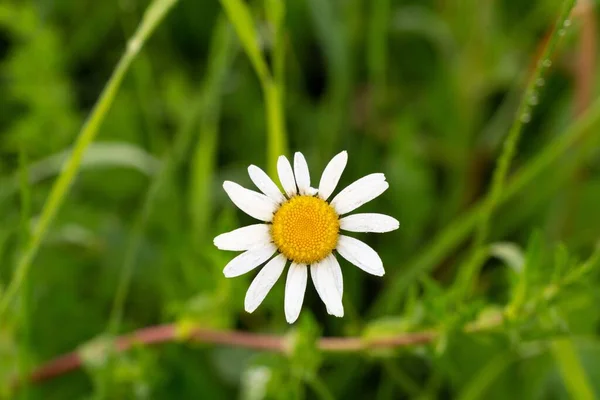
330,255,343,296
248,165,286,204
330,173,389,215
223,181,278,222
284,263,307,323
277,156,297,197
223,243,277,278
310,255,344,317
340,213,400,233
244,254,287,313
214,224,272,251
336,235,385,276
318,151,348,201
294,152,311,195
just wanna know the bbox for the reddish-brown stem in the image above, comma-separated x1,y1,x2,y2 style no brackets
24,324,443,386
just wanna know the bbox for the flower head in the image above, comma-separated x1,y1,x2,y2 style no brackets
214,151,399,323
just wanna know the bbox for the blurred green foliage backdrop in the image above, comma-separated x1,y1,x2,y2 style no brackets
1,0,600,398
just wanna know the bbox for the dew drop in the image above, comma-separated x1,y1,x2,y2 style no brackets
529,94,539,105
536,78,545,87
521,113,531,123
563,19,571,28
558,29,566,36
542,59,552,68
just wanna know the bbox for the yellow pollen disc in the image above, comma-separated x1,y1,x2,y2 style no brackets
271,195,340,264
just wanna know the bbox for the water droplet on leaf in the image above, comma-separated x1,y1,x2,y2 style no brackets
529,94,539,105
542,59,552,68
521,113,531,123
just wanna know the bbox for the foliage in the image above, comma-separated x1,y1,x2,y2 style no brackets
0,0,599,398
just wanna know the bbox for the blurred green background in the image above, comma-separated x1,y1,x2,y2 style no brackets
1,0,600,398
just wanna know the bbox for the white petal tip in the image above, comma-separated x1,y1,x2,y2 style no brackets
328,308,344,317
285,314,299,324
244,303,257,313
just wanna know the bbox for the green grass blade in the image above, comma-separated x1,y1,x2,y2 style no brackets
453,0,577,300
190,17,237,238
0,0,179,319
17,146,32,397
220,0,287,177
108,14,237,334
457,353,515,400
220,0,270,83
551,339,596,400
372,94,600,314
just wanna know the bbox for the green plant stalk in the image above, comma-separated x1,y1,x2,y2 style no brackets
264,0,285,89
453,0,577,300
264,81,287,176
551,339,596,400
220,0,288,177
367,0,390,105
305,0,351,156
305,374,336,400
17,146,32,398
457,353,516,400
372,93,600,315
382,360,420,397
0,0,179,319
190,18,236,239
264,0,288,172
118,3,162,153
220,0,270,82
109,16,235,334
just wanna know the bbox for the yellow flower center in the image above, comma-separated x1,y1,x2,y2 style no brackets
271,195,340,264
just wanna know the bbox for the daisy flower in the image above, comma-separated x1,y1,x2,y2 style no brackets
214,151,399,323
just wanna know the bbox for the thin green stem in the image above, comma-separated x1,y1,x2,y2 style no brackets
17,146,32,399
264,81,287,177
551,339,595,400
190,18,237,239
305,374,336,400
457,353,516,400
382,360,420,397
367,0,390,104
454,0,577,300
108,15,236,334
0,0,179,320
372,93,600,314
220,0,288,176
